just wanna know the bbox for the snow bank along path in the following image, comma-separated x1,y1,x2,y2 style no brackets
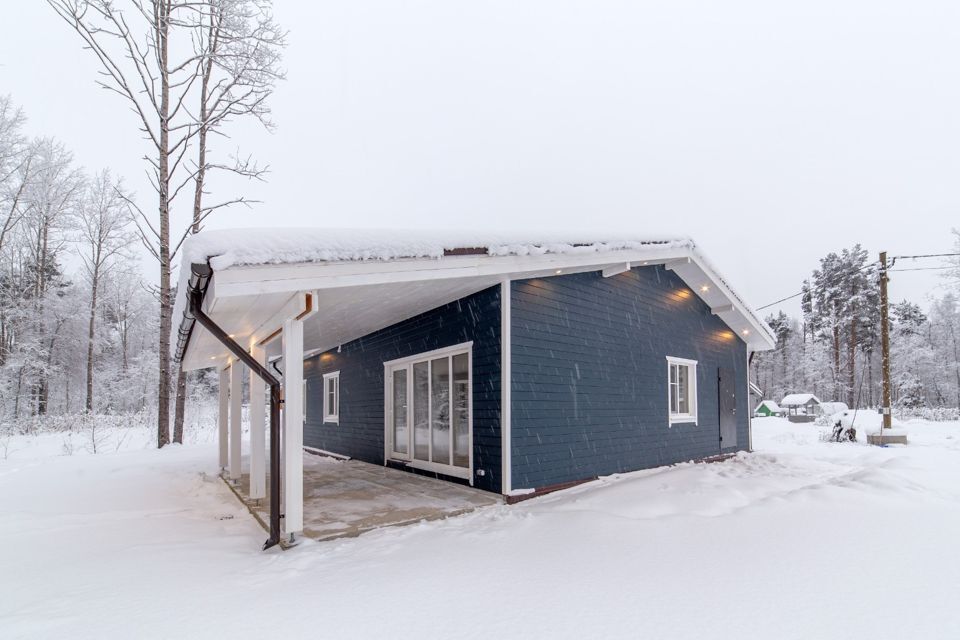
1,418,959,639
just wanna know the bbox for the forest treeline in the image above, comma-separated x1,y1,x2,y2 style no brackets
753,242,960,410
0,96,159,421
3,89,959,433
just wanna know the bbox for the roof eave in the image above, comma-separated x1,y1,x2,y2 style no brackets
175,243,775,364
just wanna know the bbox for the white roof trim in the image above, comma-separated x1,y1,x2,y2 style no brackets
211,247,682,297
218,247,773,347
174,232,776,368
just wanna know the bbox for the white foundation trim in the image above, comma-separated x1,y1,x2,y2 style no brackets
303,446,350,460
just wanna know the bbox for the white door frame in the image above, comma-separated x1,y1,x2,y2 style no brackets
383,341,474,483
387,366,412,461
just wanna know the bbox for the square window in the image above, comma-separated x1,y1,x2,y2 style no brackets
667,357,697,424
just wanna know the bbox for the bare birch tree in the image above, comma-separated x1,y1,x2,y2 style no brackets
172,0,285,443
0,97,161,425
49,1,285,445
0,97,31,370
0,96,31,258
77,171,136,412
21,139,84,415
47,0,208,446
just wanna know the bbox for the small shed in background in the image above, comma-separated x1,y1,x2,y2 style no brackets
780,393,821,423
754,400,783,417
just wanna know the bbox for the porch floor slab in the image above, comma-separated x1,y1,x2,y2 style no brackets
231,452,500,541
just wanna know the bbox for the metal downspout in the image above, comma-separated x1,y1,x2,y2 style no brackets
186,263,284,550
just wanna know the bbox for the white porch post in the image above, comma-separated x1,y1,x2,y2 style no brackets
747,345,754,453
218,366,229,470
282,316,304,537
249,344,266,500
500,279,512,496
229,360,243,482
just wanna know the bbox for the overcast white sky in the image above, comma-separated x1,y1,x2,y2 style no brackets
2,1,958,317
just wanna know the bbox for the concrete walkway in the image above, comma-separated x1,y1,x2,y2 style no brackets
231,452,500,541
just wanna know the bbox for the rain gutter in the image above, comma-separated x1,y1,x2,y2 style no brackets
182,262,284,551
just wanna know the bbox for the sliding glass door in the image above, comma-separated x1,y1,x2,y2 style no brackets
386,344,472,480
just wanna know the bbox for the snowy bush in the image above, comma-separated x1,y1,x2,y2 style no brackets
814,413,835,427
0,402,221,459
895,407,960,422
0,426,13,460
815,406,960,424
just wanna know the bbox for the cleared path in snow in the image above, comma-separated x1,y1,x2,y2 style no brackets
1,418,959,639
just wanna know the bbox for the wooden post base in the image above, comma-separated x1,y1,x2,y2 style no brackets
867,432,908,445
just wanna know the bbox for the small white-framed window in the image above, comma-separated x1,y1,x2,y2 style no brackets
323,371,340,424
666,357,697,424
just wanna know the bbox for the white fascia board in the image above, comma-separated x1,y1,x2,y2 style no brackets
684,251,776,351
249,291,300,343
202,273,217,315
249,291,317,346
211,248,681,298
663,257,692,269
202,244,775,352
182,289,317,370
182,350,218,372
661,248,775,350
601,262,632,278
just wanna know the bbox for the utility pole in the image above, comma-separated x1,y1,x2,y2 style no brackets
879,251,892,430
869,250,906,444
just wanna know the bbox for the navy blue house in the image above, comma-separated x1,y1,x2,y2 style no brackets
302,264,755,497
175,230,775,511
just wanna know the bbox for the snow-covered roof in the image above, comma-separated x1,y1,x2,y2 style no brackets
173,227,777,368
178,228,690,272
780,393,821,407
755,400,781,412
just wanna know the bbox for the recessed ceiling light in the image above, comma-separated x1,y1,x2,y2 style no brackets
700,285,710,293
555,269,562,274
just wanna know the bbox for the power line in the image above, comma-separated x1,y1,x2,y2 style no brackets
756,251,960,313
756,291,806,311
756,261,880,311
890,252,960,260
888,266,955,273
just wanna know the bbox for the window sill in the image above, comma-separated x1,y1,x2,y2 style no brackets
669,415,698,426
323,417,339,425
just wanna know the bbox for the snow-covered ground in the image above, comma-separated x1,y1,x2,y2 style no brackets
2,418,959,639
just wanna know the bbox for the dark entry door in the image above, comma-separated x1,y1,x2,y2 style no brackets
718,368,737,450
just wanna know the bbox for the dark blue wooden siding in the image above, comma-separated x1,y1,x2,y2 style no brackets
510,266,749,490
303,286,503,493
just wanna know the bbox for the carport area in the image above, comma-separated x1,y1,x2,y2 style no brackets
227,451,500,541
